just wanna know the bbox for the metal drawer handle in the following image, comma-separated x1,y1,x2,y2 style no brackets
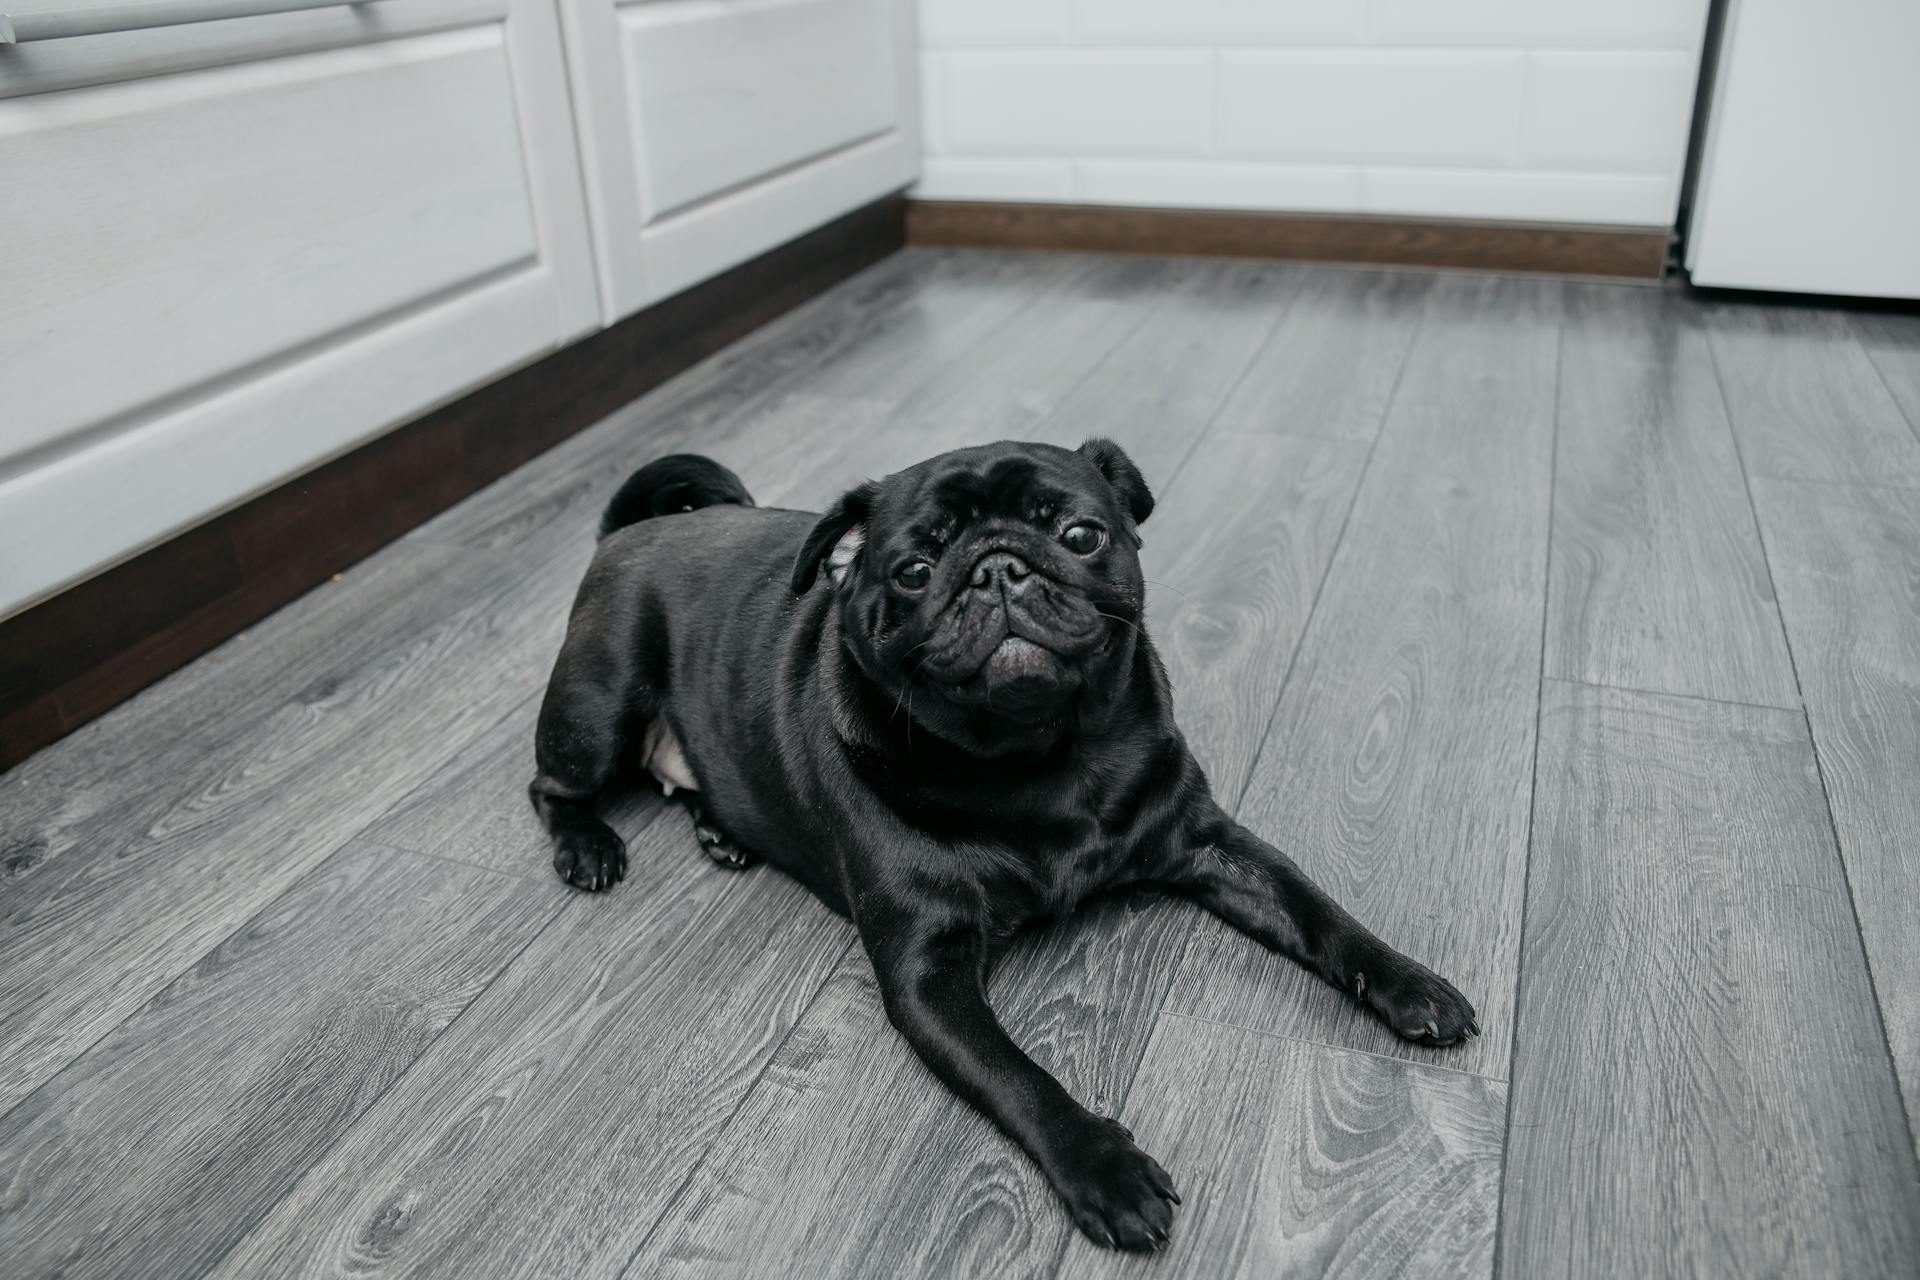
1,0,393,45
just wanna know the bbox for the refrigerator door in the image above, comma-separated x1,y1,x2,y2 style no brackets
1687,0,1920,299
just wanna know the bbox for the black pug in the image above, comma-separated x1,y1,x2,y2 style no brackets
530,440,1477,1250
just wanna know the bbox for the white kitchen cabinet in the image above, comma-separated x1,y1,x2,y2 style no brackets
0,0,601,616
557,0,919,318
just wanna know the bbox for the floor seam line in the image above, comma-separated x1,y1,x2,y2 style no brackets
1546,676,1802,716
1490,318,1565,1280
197,889,576,1279
1705,322,1920,1161
612,936,864,1280
1849,315,1920,451
1162,1012,1510,1086
1225,292,1423,818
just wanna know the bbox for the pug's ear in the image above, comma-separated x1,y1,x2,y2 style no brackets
791,481,878,594
1077,437,1154,530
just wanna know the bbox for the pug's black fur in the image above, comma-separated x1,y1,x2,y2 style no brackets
531,440,1478,1250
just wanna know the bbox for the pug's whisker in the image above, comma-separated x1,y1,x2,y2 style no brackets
1141,578,1192,601
1093,609,1146,639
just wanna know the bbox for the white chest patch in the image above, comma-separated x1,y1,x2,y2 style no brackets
639,717,699,796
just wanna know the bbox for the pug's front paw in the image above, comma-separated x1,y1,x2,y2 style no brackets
1052,1115,1180,1251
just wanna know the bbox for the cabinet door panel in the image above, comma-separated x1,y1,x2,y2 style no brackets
0,1,599,615
619,0,895,220
2,28,537,464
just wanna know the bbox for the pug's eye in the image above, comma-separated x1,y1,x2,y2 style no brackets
895,560,933,590
1061,524,1104,555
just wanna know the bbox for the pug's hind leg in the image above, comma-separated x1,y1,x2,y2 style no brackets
531,620,649,893
689,801,756,870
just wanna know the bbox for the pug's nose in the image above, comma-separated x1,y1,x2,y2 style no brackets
970,551,1031,591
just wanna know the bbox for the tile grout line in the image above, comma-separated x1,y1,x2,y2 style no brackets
1489,320,1565,1280
1705,323,1920,1162
611,936,864,1280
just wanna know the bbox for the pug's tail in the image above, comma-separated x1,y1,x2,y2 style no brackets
599,454,755,539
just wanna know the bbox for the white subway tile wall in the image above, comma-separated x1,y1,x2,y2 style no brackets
915,0,1708,225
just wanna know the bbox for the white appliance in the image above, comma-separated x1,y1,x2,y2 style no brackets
1686,0,1920,298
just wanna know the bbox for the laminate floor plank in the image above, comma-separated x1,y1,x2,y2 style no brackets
1546,289,1799,706
1499,680,1920,1278
1164,316,1561,1080
1144,432,1370,804
1704,305,1920,489
812,255,1182,483
1850,310,1920,444
1207,267,1432,443
0,839,560,1280
623,893,1210,1280
0,535,585,1112
0,541,469,873
1750,477,1920,1150
205,819,857,1280
1058,1016,1506,1280
1030,260,1294,483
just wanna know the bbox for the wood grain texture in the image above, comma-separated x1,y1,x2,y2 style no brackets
0,197,903,772
625,893,1210,1280
845,255,1177,479
905,201,1668,280
1143,433,1370,804
406,246,952,553
368,695,661,881
1207,268,1432,443
420,248,1071,559
0,534,584,1112
1750,478,1920,1151
1704,304,1920,488
0,840,560,1280
1501,681,1920,1278
723,254,1162,501
1165,317,1560,1079
1031,259,1291,483
1850,310,1920,444
206,821,857,1280
1058,1016,1506,1280
1546,290,1799,706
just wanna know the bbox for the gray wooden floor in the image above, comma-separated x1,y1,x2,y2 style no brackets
4,251,1920,1279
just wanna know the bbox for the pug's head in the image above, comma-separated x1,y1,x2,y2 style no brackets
791,439,1154,755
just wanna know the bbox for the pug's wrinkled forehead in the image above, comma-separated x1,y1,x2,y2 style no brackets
902,452,1090,544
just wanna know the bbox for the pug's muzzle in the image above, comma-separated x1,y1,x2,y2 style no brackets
917,547,1107,708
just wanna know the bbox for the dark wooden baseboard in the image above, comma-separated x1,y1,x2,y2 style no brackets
0,195,906,773
907,200,1668,280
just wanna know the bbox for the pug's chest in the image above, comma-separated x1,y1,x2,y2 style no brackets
975,820,1144,925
